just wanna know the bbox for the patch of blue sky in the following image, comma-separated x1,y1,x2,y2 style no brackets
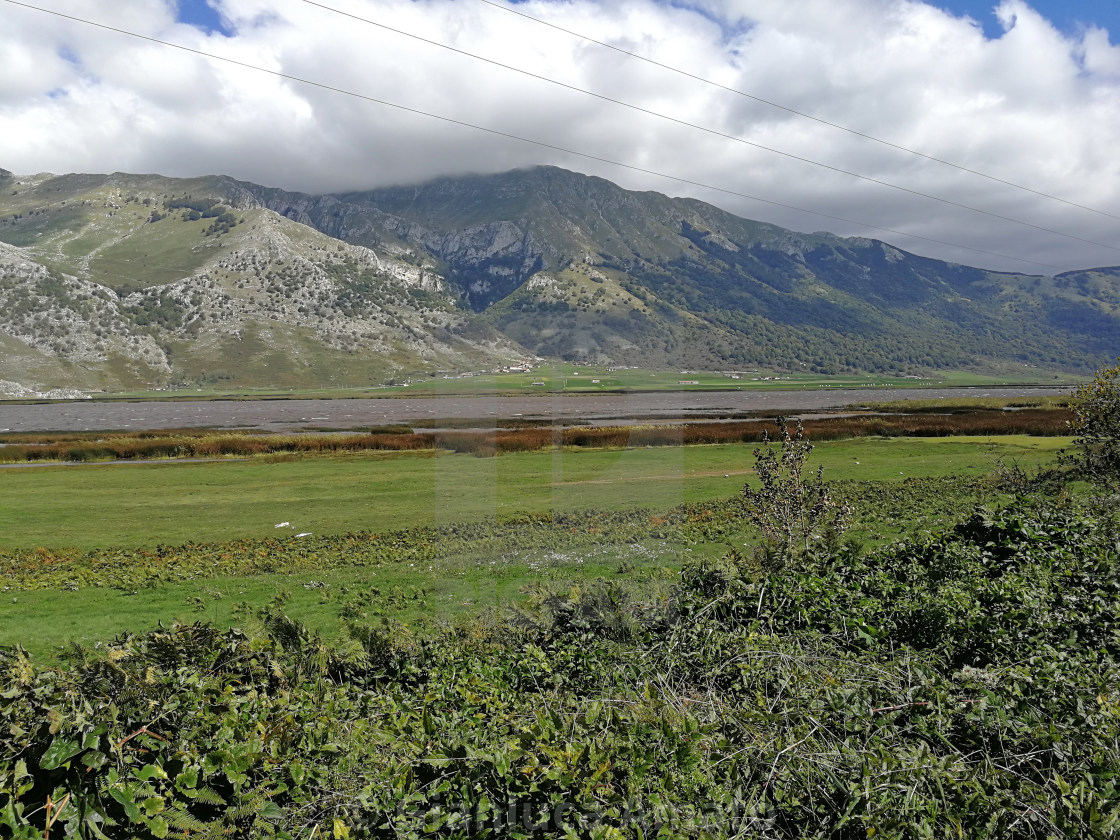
493,1,1115,45
57,45,80,67
932,1,1118,43
661,0,755,42
175,0,234,36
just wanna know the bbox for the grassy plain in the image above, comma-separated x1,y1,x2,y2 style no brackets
3,537,686,660
0,435,1067,550
383,365,1069,394
0,433,1071,659
66,365,1075,401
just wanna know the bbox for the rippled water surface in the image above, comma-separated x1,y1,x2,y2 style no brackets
0,386,1070,433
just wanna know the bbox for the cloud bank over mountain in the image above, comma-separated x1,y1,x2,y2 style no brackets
1,0,1118,272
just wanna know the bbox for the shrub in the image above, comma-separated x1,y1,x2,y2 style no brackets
1064,358,1120,494
741,417,850,562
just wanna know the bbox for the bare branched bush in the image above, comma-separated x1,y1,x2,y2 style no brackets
741,417,851,563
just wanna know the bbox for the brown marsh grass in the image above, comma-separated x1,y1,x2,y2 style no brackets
0,408,1071,462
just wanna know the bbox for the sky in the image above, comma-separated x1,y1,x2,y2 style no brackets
936,0,1120,39
1,0,1118,275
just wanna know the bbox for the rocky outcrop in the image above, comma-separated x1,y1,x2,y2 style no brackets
0,379,88,399
0,179,528,390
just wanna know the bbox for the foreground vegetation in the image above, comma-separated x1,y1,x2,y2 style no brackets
2,369,1117,838
3,494,1117,838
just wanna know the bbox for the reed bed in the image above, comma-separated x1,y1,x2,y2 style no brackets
772,408,1070,441
846,395,1071,412
559,408,1069,449
0,408,1071,463
0,432,433,463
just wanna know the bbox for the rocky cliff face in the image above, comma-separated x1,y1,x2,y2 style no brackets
0,241,170,370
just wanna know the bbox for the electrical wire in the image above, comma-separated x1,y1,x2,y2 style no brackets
472,0,1120,224
0,0,1072,270
295,0,1120,255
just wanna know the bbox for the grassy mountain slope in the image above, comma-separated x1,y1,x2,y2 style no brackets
0,170,524,392
1,165,1116,391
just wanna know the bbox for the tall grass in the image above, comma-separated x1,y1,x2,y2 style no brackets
558,409,1068,449
847,395,1070,412
0,431,433,463
0,409,1071,463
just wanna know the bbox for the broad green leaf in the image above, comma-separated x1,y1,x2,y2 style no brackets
175,767,199,791
40,737,82,770
136,765,168,782
142,796,165,817
289,762,306,786
261,802,284,821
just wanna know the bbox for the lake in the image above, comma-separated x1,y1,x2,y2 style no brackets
0,386,1070,433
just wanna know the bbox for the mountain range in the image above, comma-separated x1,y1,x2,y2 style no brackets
0,164,1116,393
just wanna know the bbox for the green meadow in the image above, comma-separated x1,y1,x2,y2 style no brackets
73,364,1073,401
0,434,1070,659
0,435,1066,550
5,404,1114,837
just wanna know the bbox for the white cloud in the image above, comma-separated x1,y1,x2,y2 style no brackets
0,0,1117,272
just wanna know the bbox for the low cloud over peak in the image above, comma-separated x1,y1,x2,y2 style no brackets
1,0,1118,272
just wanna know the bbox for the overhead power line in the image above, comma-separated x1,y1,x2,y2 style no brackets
472,0,1120,224
0,0,1070,270
295,0,1120,256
